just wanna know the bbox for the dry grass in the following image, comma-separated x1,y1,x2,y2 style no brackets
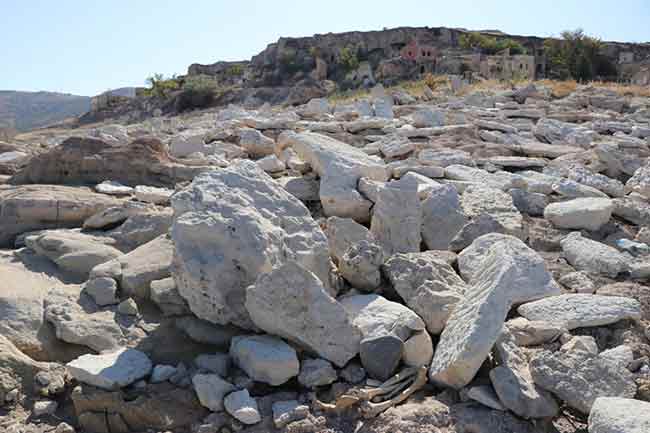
536,79,577,98
588,81,650,97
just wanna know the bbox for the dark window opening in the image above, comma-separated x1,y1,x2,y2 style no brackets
420,65,425,74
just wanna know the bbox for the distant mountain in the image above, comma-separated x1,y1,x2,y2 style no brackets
0,91,91,132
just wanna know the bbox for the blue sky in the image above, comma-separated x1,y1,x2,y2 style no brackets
2,0,649,96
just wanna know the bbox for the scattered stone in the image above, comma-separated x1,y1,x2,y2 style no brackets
360,334,404,381
466,385,505,411
33,399,58,417
298,358,337,388
272,400,310,429
224,389,261,425
117,298,139,316
150,364,177,383
559,271,596,294
95,180,134,196
339,240,384,291
544,198,613,231
134,185,173,205
83,277,119,306
370,184,422,256
192,373,235,412
561,232,628,277
588,397,650,433
194,353,230,376
229,335,299,386
67,348,152,390
421,184,467,250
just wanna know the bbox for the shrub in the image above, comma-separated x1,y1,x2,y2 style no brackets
460,32,527,55
424,73,447,90
226,64,244,77
339,46,360,72
143,73,179,99
176,75,219,111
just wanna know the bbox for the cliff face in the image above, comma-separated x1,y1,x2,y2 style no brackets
187,26,650,92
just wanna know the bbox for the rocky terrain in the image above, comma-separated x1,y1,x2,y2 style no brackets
0,91,91,132
1,79,650,433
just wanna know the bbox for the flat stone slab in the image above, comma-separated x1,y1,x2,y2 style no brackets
544,198,613,231
66,348,152,390
517,294,641,330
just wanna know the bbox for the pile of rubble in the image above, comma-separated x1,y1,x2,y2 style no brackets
2,82,650,433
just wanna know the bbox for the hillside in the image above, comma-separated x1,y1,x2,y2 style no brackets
0,90,91,132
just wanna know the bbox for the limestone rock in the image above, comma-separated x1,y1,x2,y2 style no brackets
339,240,384,291
150,277,189,316
490,329,559,418
561,232,628,277
10,136,204,187
0,334,50,403
25,231,122,279
544,198,613,231
83,277,119,306
517,294,641,330
384,252,466,334
224,389,261,425
505,317,566,347
325,216,372,264
626,163,650,199
402,330,434,367
246,262,361,367
460,184,523,239
370,184,422,256
171,161,332,329
272,400,310,429
588,397,650,433
192,373,235,412
297,358,337,388
529,350,636,414
421,184,467,250
238,128,275,157
279,132,389,222
429,234,560,389
134,185,173,205
360,334,404,381
0,185,120,247
229,335,299,386
95,181,133,196
66,348,152,390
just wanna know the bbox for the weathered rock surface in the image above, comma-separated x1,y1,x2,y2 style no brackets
544,198,613,231
192,373,235,412
460,184,524,239
384,252,466,334
588,397,650,433
66,348,152,390
229,335,299,386
224,389,262,424
246,262,362,367
370,184,422,256
517,294,642,330
561,232,628,277
421,184,467,250
0,185,121,247
279,131,389,222
171,161,332,329
529,350,636,414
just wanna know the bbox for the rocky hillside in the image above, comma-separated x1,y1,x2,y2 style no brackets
0,91,91,132
1,80,650,433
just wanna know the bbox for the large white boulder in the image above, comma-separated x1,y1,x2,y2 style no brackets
421,184,467,251
171,161,332,329
246,262,362,367
370,184,422,256
278,132,389,222
544,198,613,231
460,184,524,239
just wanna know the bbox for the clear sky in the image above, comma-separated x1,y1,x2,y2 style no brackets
2,0,649,96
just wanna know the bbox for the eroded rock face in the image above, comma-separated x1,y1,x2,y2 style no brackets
10,136,207,187
171,161,332,329
0,185,121,247
246,262,362,367
279,131,389,222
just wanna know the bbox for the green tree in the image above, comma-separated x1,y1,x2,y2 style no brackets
460,32,526,55
339,46,360,72
143,73,179,99
544,29,613,81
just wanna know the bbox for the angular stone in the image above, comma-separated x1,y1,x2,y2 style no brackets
558,271,596,294
360,334,403,381
272,400,310,429
429,234,560,389
95,181,133,196
339,240,384,292
84,277,119,306
560,232,628,278
194,353,230,376
384,252,466,335
588,397,650,433
238,128,275,157
297,358,337,388
626,164,650,199
402,330,434,367
192,374,235,412
229,335,299,386
517,294,641,330
325,216,372,264
171,161,332,329
461,184,523,239
134,185,173,205
279,132,389,222
66,348,152,390
421,184,467,250
529,350,636,414
466,385,506,411
379,136,415,159
246,262,361,367
505,317,566,347
490,329,559,418
224,389,261,425
544,198,613,231
370,184,422,256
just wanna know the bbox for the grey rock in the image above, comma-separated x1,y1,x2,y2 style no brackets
421,184,467,250
298,358,337,388
339,240,384,291
544,198,613,231
83,277,118,306
272,400,310,429
360,334,404,381
150,364,176,383
370,184,422,256
588,397,650,433
192,373,235,412
224,389,261,425
194,353,230,376
505,317,566,346
466,385,505,411
325,216,372,264
561,232,628,278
